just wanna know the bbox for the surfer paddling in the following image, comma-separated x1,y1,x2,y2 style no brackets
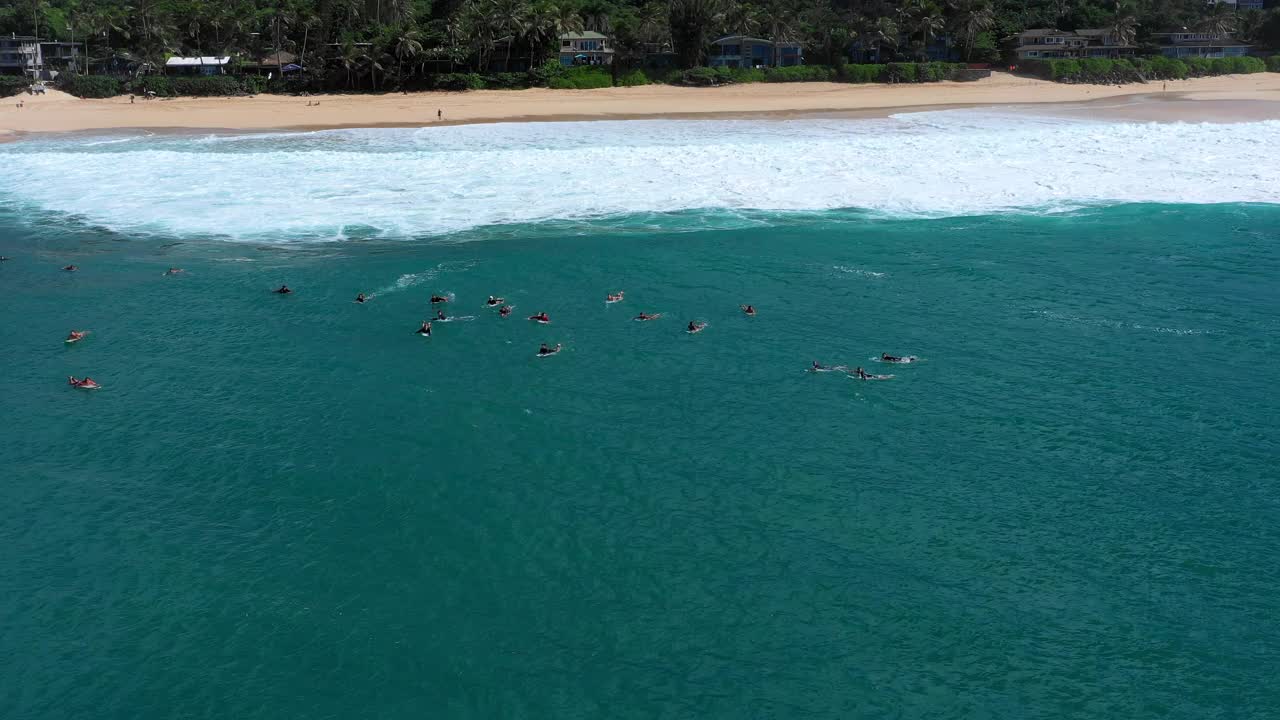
741,304,756,316
529,312,550,324
66,330,87,343
634,312,660,321
537,343,562,357
606,291,624,303
498,305,512,318
430,294,449,304
67,376,100,389
274,285,292,294
165,267,184,276
62,264,78,272
687,321,707,334
416,321,432,337
355,292,368,303
436,309,447,321
486,296,504,307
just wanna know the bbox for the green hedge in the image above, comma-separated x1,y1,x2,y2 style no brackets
430,73,485,90
484,72,529,89
549,66,612,89
1023,56,1264,83
1139,56,1188,79
615,69,650,87
838,64,888,83
667,62,959,86
0,75,32,97
764,65,835,82
123,75,244,97
59,74,122,98
1268,56,1280,72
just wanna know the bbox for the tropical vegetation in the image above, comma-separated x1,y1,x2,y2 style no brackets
0,0,1277,93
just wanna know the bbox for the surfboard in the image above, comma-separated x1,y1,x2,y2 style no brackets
536,347,562,358
634,314,662,321
686,324,707,334
852,374,894,381
873,356,918,364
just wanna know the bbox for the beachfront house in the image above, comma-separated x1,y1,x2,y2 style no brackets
0,35,41,78
0,35,83,79
1014,28,1136,61
708,36,803,68
164,56,232,76
244,51,301,76
1150,30,1251,58
559,32,613,66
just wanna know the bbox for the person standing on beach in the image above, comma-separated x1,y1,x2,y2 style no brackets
437,109,442,121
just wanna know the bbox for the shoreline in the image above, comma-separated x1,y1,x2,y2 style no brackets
2,72,1280,140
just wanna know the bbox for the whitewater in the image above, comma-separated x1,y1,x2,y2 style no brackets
2,109,1278,240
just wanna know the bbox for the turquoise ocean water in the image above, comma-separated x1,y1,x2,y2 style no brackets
2,119,1280,718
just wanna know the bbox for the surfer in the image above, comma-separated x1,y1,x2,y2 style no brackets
486,296,504,307
538,343,562,356
812,361,824,371
635,312,659,321
66,330,86,342
62,264,78,272
687,321,706,333
67,376,99,389
855,366,871,380
529,312,550,323
416,321,432,337
355,293,367,303
430,294,449,304
166,267,184,275
741,304,756,316
607,291,624,303
274,285,292,294
498,305,512,318
881,353,903,363
436,309,447,321
0,256,10,261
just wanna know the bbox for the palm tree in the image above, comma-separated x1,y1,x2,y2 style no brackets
723,2,760,38
867,16,899,62
948,0,994,61
636,1,670,48
339,41,361,88
1235,8,1264,43
490,0,530,71
1198,1,1235,38
758,0,795,67
901,0,945,63
669,0,724,68
1109,10,1137,48
394,30,423,84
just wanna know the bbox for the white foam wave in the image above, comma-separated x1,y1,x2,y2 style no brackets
2,111,1278,240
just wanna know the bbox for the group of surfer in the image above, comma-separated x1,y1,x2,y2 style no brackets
402,289,732,354
54,260,915,384
811,353,917,381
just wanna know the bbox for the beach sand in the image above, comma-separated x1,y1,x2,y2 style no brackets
3,71,1280,139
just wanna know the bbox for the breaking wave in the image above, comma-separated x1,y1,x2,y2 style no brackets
1,110,1278,240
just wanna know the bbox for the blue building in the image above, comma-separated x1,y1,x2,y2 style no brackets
1151,30,1252,58
708,36,803,68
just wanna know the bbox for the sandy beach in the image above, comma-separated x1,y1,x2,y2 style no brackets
3,71,1280,139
